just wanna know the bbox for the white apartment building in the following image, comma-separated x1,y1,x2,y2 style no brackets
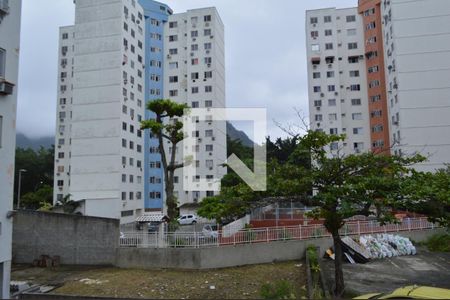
306,8,371,155
381,0,450,171
0,0,22,297
163,7,227,209
54,0,146,223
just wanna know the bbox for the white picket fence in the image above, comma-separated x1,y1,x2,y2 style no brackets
119,217,436,249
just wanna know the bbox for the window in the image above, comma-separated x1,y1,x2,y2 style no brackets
191,101,199,108
348,56,359,63
310,17,318,24
205,100,213,107
169,62,178,69
205,86,212,93
191,30,198,37
192,87,199,94
169,35,178,42
122,174,127,183
325,29,332,36
328,85,335,92
372,140,385,148
330,142,339,151
204,15,212,22
372,125,384,133
371,110,383,117
330,128,338,134
205,130,213,137
122,139,127,148
364,8,375,16
191,72,199,80
353,127,363,134
366,22,376,30
123,22,128,31
329,113,337,121
169,76,178,83
325,43,333,50
169,48,178,55
169,90,178,97
313,72,320,79
121,210,133,217
368,66,379,73
346,15,356,22
371,95,381,102
314,100,322,107
367,36,377,44
351,98,362,105
122,122,127,131
311,44,320,52
313,86,321,93
327,71,334,78
315,114,323,121
59,98,66,105
347,29,356,36
169,21,178,28
324,16,332,23
191,44,198,51
349,70,360,77
191,58,199,65
369,80,380,88
204,71,212,79
204,29,212,36
204,43,212,50
350,85,361,91
352,113,362,120
311,31,318,38
328,99,336,106
348,42,358,50
206,144,213,151
57,180,64,187
58,152,64,159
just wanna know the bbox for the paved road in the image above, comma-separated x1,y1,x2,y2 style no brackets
323,247,450,295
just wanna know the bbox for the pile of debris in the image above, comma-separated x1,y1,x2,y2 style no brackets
326,234,416,264
359,234,416,259
32,255,61,268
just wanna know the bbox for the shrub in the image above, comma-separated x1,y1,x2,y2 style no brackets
260,280,296,300
426,233,450,252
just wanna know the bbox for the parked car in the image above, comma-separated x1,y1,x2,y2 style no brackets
177,214,198,225
147,222,160,233
354,286,450,299
202,224,219,238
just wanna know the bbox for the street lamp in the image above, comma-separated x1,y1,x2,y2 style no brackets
17,169,27,209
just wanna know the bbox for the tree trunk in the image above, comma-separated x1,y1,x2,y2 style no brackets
165,180,178,220
332,232,345,298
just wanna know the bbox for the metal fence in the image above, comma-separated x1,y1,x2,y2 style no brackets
119,217,435,249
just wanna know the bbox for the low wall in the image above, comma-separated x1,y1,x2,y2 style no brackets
12,211,119,265
116,228,444,270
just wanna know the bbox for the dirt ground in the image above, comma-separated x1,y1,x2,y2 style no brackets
12,261,307,299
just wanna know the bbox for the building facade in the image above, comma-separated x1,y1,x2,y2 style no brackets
380,0,450,171
306,8,371,155
54,0,147,223
307,1,450,171
0,0,22,297
138,0,172,212
163,8,227,209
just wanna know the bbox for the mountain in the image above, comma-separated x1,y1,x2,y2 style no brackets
226,122,254,147
16,133,54,150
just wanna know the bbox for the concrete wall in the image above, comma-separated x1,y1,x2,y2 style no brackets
12,211,119,265
116,228,443,270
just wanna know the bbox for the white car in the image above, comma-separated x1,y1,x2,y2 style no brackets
177,214,198,225
202,224,219,238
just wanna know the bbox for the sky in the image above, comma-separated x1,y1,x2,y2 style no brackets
17,0,357,141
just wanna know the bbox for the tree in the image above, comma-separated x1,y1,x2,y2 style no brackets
53,194,80,214
20,185,53,210
403,166,450,228
141,99,189,220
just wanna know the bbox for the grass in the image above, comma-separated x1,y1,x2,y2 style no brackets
425,232,450,252
12,262,307,299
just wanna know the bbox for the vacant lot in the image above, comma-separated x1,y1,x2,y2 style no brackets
12,261,306,299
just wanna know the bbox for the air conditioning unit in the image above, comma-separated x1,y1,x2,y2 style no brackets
193,38,196,41
320,93,325,97
0,0,10,15
209,152,212,156
136,20,140,24
209,167,213,170
328,64,332,68
207,63,211,68
206,50,210,54
316,107,321,111
198,138,202,142
0,81,14,95
210,35,214,39
57,173,60,176
167,54,171,59
212,137,215,141
124,97,128,101
190,52,194,57
205,22,210,27
313,65,317,69
334,92,338,96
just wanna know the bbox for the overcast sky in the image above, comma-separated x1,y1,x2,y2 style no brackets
17,0,357,140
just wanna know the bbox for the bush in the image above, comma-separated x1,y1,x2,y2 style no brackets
260,280,296,300
426,233,450,252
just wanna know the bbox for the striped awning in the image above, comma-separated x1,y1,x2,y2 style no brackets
135,214,168,222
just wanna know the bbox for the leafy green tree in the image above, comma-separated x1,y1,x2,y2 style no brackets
141,99,189,220
54,194,81,214
20,185,53,210
14,146,54,208
403,167,450,228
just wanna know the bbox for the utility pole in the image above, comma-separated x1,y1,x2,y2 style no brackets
17,169,27,209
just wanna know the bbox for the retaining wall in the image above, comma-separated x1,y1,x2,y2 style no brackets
12,211,119,265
